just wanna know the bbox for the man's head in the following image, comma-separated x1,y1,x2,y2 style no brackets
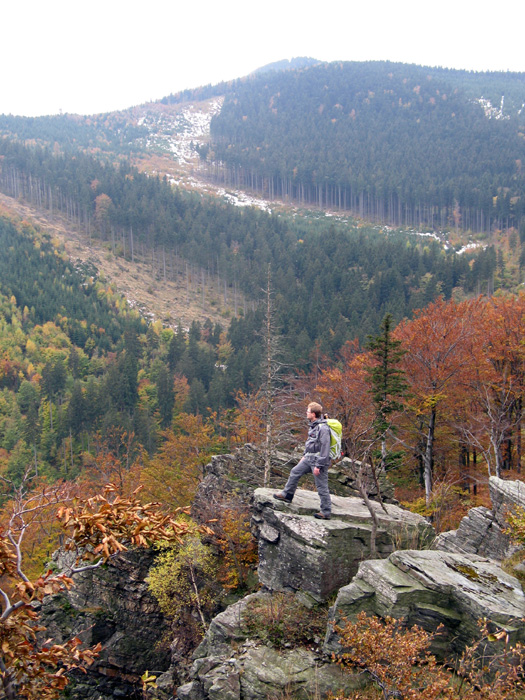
307,402,323,420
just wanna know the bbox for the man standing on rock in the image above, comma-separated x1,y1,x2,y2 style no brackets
274,401,332,519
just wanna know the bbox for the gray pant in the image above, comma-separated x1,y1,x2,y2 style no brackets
283,455,331,516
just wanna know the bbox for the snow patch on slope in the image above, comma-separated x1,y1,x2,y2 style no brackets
136,98,224,164
474,96,509,120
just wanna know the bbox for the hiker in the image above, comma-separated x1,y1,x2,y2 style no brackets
274,401,332,519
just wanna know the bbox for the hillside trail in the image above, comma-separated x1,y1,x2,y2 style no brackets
0,191,239,330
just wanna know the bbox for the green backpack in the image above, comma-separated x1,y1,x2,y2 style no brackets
325,418,343,460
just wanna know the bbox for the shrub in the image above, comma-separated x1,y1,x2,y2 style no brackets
332,612,525,700
242,592,327,650
212,505,258,591
148,533,221,654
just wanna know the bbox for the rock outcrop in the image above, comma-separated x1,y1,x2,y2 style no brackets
328,457,398,502
325,478,525,663
41,548,172,699
42,446,525,700
191,445,300,517
325,548,525,660
252,488,434,602
191,445,397,522
176,593,364,700
177,488,433,699
434,476,523,561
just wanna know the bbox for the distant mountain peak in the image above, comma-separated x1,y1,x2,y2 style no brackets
251,57,321,76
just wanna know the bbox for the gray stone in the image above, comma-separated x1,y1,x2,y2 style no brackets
189,645,364,700
191,445,397,524
191,638,363,700
41,548,171,694
176,681,206,700
253,488,434,602
329,458,398,503
434,476,525,561
325,549,525,660
152,669,178,699
490,476,525,528
204,667,241,700
191,445,301,519
238,645,363,700
433,506,511,560
193,593,259,660
185,591,365,700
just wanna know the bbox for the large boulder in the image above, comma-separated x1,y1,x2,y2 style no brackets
178,592,363,700
434,476,524,561
325,549,525,660
191,445,301,518
433,505,511,560
490,475,525,528
253,488,434,602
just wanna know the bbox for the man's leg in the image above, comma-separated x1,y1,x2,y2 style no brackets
281,457,314,500
314,468,331,516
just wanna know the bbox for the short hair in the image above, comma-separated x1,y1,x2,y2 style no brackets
308,402,323,418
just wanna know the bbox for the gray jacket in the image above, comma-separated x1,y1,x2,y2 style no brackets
304,418,331,469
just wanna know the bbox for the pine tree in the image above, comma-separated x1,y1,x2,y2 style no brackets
365,313,407,470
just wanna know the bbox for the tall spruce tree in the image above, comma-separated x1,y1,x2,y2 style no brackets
365,313,407,470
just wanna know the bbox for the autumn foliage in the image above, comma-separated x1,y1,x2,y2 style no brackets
139,413,223,509
333,612,525,699
212,505,258,591
0,482,205,700
310,294,525,526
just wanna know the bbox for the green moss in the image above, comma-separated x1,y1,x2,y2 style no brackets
454,564,498,584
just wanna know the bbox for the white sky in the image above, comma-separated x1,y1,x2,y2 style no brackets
2,0,524,117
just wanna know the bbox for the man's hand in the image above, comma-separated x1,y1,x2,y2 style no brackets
313,467,320,476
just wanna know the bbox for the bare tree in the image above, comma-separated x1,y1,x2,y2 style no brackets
342,428,388,558
259,265,295,486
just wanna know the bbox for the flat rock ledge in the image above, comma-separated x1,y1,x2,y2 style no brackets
176,593,364,700
252,488,434,602
325,549,525,660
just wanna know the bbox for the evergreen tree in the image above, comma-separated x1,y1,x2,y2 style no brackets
156,363,174,428
365,313,407,470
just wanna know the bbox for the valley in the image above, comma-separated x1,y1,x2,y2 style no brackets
0,59,525,700
0,190,239,330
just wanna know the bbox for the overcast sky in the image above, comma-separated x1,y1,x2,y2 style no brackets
2,0,524,117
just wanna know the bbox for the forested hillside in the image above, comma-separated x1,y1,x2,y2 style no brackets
0,111,148,155
0,139,496,363
2,61,525,242
0,212,254,488
205,61,525,231
3,58,525,700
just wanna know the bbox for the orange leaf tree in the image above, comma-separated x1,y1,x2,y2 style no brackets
465,294,525,476
0,472,203,700
139,412,223,508
316,339,375,455
393,297,482,503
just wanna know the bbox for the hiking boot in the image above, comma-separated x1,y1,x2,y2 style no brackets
273,492,293,502
314,512,331,520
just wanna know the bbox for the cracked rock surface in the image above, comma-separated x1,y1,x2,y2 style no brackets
325,548,525,659
253,488,434,602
